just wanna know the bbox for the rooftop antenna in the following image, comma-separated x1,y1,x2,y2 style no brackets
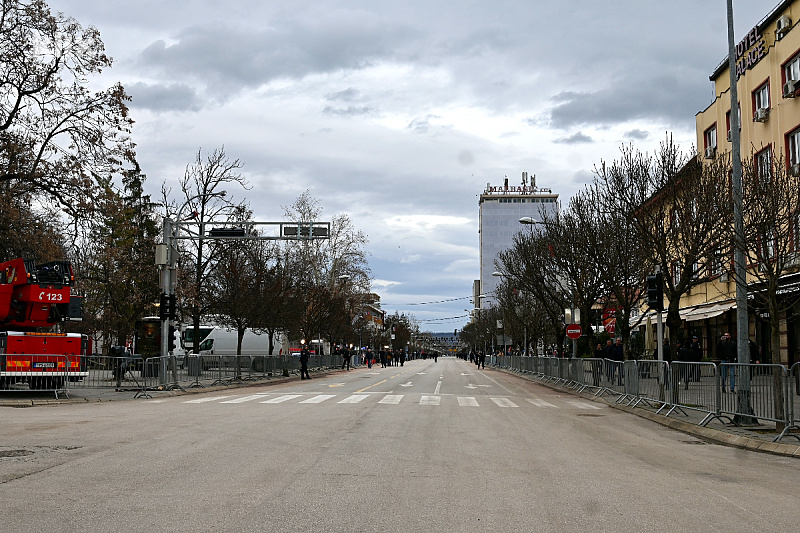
521,171,528,187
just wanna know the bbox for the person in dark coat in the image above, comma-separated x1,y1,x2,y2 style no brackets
677,340,695,389
341,347,351,370
716,333,736,392
299,345,311,379
689,336,703,382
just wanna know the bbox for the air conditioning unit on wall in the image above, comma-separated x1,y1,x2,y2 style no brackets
777,15,792,39
705,146,716,159
784,79,799,98
754,107,769,122
791,163,800,176
719,273,729,282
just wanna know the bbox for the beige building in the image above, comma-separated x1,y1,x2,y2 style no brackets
692,0,800,364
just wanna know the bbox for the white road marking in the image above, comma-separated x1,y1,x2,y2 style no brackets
260,394,302,404
420,395,440,406
338,394,369,404
566,400,602,410
400,382,413,387
184,396,233,404
457,396,479,407
490,397,519,408
300,395,336,404
220,394,270,404
379,395,404,404
434,381,442,394
527,399,558,408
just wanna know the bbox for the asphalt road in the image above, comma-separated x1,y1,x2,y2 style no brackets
1,357,798,532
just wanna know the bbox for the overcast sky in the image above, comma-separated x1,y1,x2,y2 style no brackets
48,0,775,331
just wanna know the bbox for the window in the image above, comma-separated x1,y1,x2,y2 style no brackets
785,54,800,83
788,128,800,167
672,261,681,286
725,106,741,140
753,82,770,113
704,125,717,149
762,229,776,260
756,146,772,182
793,212,800,252
710,246,723,277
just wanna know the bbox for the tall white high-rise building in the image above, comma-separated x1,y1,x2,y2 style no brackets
476,173,559,309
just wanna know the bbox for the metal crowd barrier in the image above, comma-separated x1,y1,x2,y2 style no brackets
500,356,800,443
0,354,74,398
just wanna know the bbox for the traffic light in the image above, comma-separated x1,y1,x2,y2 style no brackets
168,294,177,321
646,273,664,311
168,325,176,352
159,293,169,320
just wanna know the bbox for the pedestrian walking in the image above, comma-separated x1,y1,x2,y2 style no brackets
299,345,311,380
689,335,703,382
716,333,736,392
341,347,351,370
677,340,694,389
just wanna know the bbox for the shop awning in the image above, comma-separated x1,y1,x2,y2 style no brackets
683,301,736,321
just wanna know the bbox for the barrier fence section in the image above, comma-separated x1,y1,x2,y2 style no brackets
0,354,74,398
494,356,800,443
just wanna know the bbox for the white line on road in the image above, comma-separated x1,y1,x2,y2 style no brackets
420,395,440,406
379,395,404,404
220,394,270,404
260,395,302,404
566,400,602,410
434,381,442,394
338,394,369,404
184,396,233,403
299,395,336,404
457,396,479,407
490,397,519,408
527,399,558,408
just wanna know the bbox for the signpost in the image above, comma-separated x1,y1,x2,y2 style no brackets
566,324,582,339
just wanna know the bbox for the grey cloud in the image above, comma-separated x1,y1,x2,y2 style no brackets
624,129,650,141
554,132,593,144
127,82,203,112
138,16,418,95
572,169,595,184
322,105,375,117
326,88,361,102
548,72,709,129
407,115,439,134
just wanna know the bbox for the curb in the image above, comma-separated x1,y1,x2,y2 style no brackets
0,366,358,408
498,367,800,459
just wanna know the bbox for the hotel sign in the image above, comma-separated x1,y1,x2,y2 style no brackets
735,26,767,79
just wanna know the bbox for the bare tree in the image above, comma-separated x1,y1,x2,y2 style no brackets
598,139,733,345
161,147,249,352
0,0,135,222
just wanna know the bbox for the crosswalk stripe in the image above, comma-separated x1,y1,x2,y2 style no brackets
300,395,336,404
490,397,518,408
527,398,558,408
457,396,479,407
184,396,233,403
420,395,440,406
566,400,602,410
378,395,404,404
220,394,270,404
260,394,302,404
338,394,369,404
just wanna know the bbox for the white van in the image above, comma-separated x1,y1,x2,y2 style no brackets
198,327,278,356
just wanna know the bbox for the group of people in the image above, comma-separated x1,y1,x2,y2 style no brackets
468,350,487,369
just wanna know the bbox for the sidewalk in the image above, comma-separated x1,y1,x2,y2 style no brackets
0,365,354,407
496,366,800,459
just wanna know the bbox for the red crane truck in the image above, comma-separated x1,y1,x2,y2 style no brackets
0,258,87,391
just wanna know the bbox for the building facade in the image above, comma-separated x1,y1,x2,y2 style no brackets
692,0,800,364
477,173,559,309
